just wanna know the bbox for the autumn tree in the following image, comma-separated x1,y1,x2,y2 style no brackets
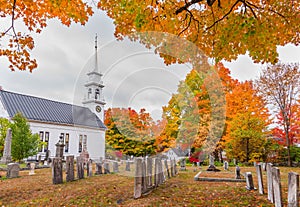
98,0,300,64
224,81,270,162
256,63,300,166
1,0,93,71
105,108,156,156
11,113,40,162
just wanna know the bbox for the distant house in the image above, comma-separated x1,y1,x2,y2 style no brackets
163,147,189,161
0,37,106,160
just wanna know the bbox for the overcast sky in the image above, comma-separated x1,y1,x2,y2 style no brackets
0,9,299,120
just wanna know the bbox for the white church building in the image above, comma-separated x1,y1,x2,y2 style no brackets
0,37,106,160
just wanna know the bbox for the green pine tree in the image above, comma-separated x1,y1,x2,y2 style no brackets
11,113,40,162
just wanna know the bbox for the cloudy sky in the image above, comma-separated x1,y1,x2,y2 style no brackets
0,9,299,120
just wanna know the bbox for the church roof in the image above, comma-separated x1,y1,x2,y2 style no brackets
0,90,106,130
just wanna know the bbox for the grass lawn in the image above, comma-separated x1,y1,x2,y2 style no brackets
0,165,298,206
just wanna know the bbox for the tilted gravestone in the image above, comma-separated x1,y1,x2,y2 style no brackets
76,156,85,179
6,163,20,178
141,158,147,194
224,161,229,171
52,158,63,184
256,164,264,194
104,162,110,174
272,167,283,207
66,155,75,182
267,163,274,203
245,172,255,190
0,128,12,164
134,157,143,199
164,159,170,179
95,162,103,175
146,157,153,188
235,166,241,179
288,172,299,207
29,163,36,175
180,158,186,171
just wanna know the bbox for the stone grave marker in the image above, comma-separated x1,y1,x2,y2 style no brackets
224,161,229,171
66,155,75,182
235,166,241,179
142,158,147,193
29,163,36,175
288,172,299,207
272,167,283,207
180,158,186,171
164,159,170,179
95,162,103,175
52,158,63,184
87,160,93,177
113,161,119,173
245,172,255,190
146,157,152,188
256,164,264,194
125,160,131,171
76,156,84,179
134,157,142,199
0,128,12,164
6,163,20,178
55,136,65,158
267,163,274,203
104,162,110,174
170,159,174,177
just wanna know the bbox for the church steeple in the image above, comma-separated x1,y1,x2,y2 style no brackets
82,34,105,121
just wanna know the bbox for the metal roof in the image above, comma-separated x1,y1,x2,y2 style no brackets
0,90,106,130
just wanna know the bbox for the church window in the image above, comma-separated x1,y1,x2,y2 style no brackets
65,133,69,153
39,131,50,152
83,135,87,151
95,89,100,100
44,132,49,152
79,135,83,153
88,88,92,99
39,131,44,152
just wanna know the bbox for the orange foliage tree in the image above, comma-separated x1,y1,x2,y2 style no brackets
1,0,93,71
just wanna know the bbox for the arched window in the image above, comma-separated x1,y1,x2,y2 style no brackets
88,88,92,99
95,89,100,100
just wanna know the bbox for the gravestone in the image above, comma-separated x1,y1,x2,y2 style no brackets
224,161,229,171
288,172,299,207
125,160,131,171
141,158,147,193
6,163,20,178
146,157,153,187
66,155,75,182
52,158,63,184
262,162,267,171
134,157,143,199
0,128,12,164
113,161,119,173
245,172,255,190
55,137,65,158
235,166,241,179
164,159,170,179
87,160,93,177
104,162,110,174
170,159,174,177
174,158,178,174
272,167,283,207
80,149,90,164
76,156,84,179
233,158,236,166
29,163,36,175
44,150,50,165
256,164,264,194
180,158,186,171
95,162,103,175
207,154,220,172
267,163,274,203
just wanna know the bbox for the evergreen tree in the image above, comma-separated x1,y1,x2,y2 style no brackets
0,118,11,157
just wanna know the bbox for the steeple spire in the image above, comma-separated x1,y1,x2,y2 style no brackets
94,33,99,73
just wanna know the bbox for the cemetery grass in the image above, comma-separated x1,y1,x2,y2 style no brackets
0,166,298,206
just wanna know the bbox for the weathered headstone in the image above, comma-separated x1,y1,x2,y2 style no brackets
146,157,152,188
245,172,255,190
141,158,147,193
6,163,19,178
233,158,237,166
87,159,93,177
288,172,299,207
272,167,282,207
55,136,65,158
52,158,63,184
207,154,220,172
235,166,241,179
125,160,131,171
267,163,274,203
76,156,84,179
164,159,170,179
104,162,110,174
29,163,36,175
224,161,229,171
262,162,267,171
0,128,12,164
174,158,177,174
170,159,174,177
95,162,103,175
134,157,142,199
154,157,159,187
44,150,50,165
113,161,119,173
256,164,264,194
180,158,186,171
66,155,74,182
